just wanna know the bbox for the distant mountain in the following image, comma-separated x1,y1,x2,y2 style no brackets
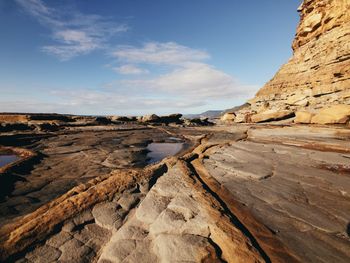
222,103,250,114
184,110,223,120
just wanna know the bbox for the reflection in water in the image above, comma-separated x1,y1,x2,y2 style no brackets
146,142,183,164
0,154,19,167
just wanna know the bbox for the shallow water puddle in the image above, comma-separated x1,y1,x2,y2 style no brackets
146,142,184,164
0,154,19,168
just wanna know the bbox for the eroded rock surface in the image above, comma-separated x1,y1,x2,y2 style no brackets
0,125,185,225
98,162,264,263
202,125,350,263
0,122,349,262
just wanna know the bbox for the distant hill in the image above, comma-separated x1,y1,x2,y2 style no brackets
184,110,223,120
222,103,250,114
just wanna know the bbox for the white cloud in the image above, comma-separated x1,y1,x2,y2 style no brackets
112,42,209,65
109,42,258,101
113,64,149,75
100,42,257,112
15,0,127,60
0,77,255,115
8,89,203,115
115,64,257,100
149,63,255,98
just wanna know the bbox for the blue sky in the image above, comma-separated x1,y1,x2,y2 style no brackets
0,0,301,115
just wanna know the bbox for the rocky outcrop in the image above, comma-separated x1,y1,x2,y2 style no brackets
184,117,214,126
236,0,350,124
0,125,178,223
1,122,350,262
109,115,137,122
0,114,30,123
0,113,74,123
139,113,184,125
140,114,161,123
0,155,271,263
311,104,350,124
220,112,236,122
250,109,294,123
201,125,350,262
0,164,167,261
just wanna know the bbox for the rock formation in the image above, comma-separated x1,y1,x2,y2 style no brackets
1,120,349,262
220,112,236,123
235,0,350,124
1,1,350,262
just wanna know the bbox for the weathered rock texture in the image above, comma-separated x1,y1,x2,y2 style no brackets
202,126,350,263
1,122,350,262
0,124,189,225
236,0,350,124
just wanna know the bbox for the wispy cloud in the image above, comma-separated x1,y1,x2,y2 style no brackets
15,0,127,60
113,64,149,75
117,63,257,99
113,42,209,65
110,42,257,103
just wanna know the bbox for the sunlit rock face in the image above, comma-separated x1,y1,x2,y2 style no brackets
238,0,350,124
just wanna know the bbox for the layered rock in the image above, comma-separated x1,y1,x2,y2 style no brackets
236,0,350,124
203,126,350,262
1,121,349,262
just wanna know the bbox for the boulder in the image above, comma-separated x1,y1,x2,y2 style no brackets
95,117,112,125
141,114,160,123
311,105,350,124
294,111,314,124
0,123,34,132
110,116,135,122
28,114,73,122
251,110,295,123
184,118,214,126
234,112,252,123
300,12,322,35
220,112,235,122
35,123,60,132
159,114,183,124
286,93,309,106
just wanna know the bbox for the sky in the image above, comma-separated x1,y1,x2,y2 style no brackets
0,0,301,116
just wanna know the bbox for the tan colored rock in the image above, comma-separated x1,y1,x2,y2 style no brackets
234,112,251,123
235,0,350,123
0,164,167,261
141,114,160,123
110,116,135,122
202,129,350,262
0,114,30,123
292,0,349,51
220,112,235,122
286,92,310,106
99,161,266,263
311,105,350,124
294,111,314,124
251,110,294,123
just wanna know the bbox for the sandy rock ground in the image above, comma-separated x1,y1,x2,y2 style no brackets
0,123,349,262
203,126,350,263
0,125,186,225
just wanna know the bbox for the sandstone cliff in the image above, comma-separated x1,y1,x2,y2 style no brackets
233,0,350,124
